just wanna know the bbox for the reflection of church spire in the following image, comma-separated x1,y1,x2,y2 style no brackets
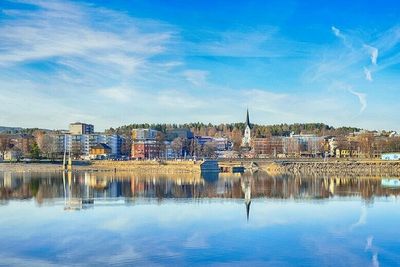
241,176,252,222
245,198,251,221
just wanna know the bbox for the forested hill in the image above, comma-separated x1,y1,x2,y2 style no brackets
105,123,362,138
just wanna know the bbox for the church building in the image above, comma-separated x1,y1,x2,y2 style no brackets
241,109,251,147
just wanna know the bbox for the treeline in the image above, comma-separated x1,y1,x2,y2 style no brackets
106,122,362,138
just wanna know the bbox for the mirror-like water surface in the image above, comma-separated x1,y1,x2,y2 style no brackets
1,171,399,266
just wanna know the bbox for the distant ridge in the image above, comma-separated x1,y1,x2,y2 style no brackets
0,126,52,134
0,126,23,134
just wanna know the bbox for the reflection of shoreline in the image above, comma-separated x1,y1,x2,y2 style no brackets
1,171,400,205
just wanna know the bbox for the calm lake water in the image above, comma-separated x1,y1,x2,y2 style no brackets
1,171,400,267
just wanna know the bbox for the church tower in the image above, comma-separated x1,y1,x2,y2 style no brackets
241,109,251,147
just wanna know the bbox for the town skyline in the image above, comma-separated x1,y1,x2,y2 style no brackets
1,0,400,131
0,118,399,133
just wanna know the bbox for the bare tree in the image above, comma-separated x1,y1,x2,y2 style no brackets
0,135,12,159
171,137,185,158
231,128,243,151
202,142,217,158
11,147,23,162
189,139,202,158
155,132,166,158
41,134,59,161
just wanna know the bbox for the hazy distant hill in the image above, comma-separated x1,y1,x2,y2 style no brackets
0,126,23,134
0,126,53,134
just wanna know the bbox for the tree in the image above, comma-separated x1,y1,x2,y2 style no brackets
171,137,185,158
30,142,41,159
11,147,23,162
71,143,83,159
202,142,217,158
33,130,46,150
231,128,243,151
155,132,166,158
0,135,12,159
189,139,202,158
357,133,375,158
41,134,59,161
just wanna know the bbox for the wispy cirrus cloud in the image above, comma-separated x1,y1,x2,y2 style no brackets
364,45,379,65
0,0,180,128
0,0,176,80
182,70,209,87
364,67,373,81
348,88,367,114
98,87,136,103
331,26,345,40
1,0,400,131
331,26,351,47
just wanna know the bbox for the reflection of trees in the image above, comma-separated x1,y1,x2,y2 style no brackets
1,172,400,203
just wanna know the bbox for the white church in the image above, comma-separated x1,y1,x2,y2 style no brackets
241,109,251,147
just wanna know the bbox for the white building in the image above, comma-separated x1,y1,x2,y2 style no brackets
59,133,123,158
241,109,251,147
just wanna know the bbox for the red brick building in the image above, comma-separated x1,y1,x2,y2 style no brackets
131,141,160,159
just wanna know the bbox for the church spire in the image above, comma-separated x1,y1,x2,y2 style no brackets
241,108,252,148
246,108,250,128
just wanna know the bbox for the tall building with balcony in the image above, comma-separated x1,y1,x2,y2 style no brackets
57,132,124,158
69,122,94,135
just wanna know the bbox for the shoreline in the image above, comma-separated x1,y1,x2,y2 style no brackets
1,159,400,176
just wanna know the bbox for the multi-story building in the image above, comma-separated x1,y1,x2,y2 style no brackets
252,137,284,157
251,133,324,158
132,129,158,140
131,141,160,159
166,128,194,141
195,136,231,151
131,129,161,159
69,122,94,135
55,132,124,158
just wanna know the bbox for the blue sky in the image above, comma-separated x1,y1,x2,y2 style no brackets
0,0,399,131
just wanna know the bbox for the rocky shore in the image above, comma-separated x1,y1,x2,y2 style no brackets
0,160,206,173
1,159,400,176
278,160,400,176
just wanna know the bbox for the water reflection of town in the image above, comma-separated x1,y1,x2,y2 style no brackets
1,172,400,207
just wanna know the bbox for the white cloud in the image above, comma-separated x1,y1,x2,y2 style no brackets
372,253,380,267
156,90,205,109
98,87,135,103
364,45,379,65
183,70,208,87
331,26,342,38
350,205,367,229
348,89,367,114
364,67,373,81
331,26,349,47
241,89,289,115
183,232,209,249
185,27,310,58
0,0,173,72
365,235,373,251
0,253,62,267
